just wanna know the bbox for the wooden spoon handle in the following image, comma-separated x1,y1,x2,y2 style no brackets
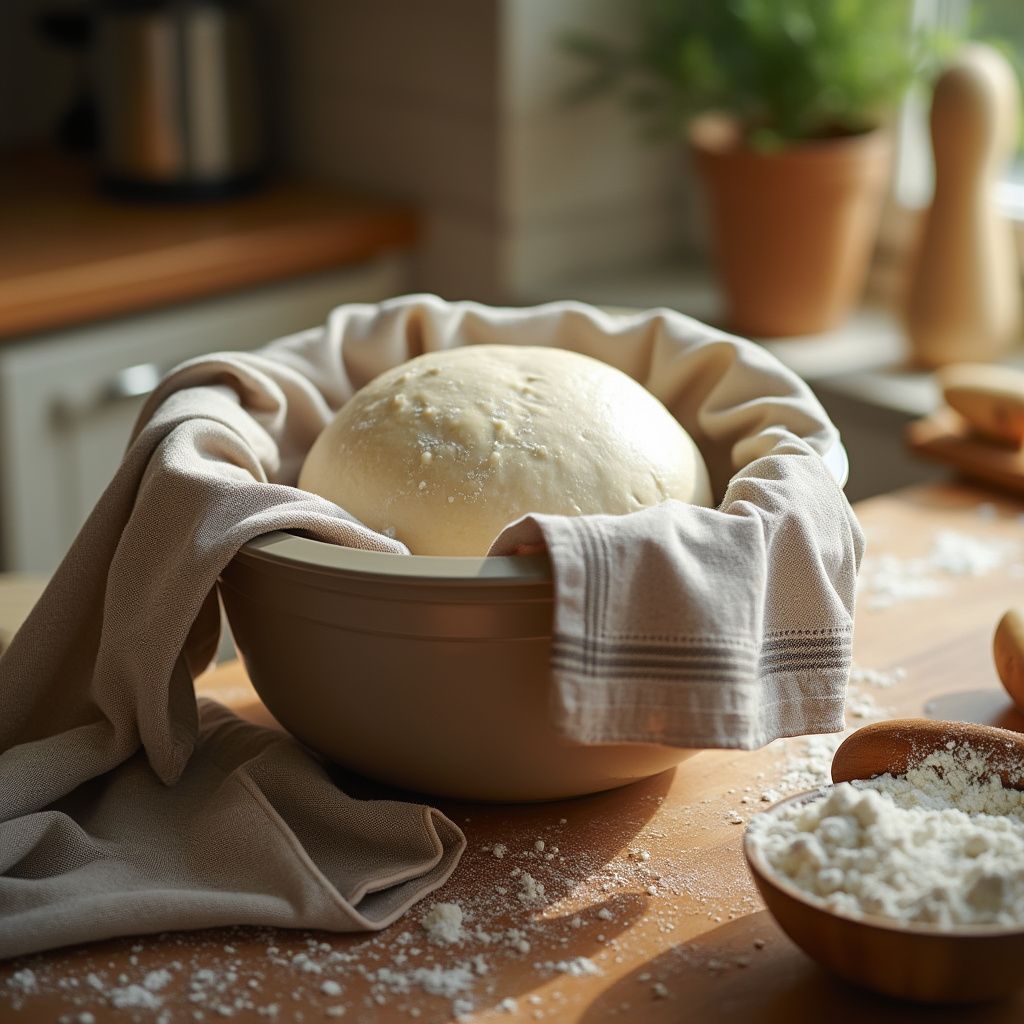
831,717,1024,789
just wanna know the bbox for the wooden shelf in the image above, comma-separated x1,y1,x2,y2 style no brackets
0,152,418,341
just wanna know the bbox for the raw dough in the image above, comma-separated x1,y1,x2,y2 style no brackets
299,345,713,555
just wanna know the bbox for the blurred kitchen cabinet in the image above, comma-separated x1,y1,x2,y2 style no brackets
0,258,406,572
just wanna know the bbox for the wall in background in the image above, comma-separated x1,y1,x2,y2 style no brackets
500,0,696,299
257,0,503,299
259,0,700,302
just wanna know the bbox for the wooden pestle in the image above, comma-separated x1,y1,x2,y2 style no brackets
906,44,1022,367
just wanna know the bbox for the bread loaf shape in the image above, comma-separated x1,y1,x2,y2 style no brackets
299,345,714,555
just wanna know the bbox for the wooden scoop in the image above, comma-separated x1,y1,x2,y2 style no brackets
832,717,1024,790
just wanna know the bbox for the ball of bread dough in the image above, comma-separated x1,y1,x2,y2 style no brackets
299,345,713,556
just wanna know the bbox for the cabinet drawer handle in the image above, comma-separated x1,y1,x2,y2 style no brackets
103,362,164,403
53,362,165,422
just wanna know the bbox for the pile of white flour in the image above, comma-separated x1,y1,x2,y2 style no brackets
748,743,1024,928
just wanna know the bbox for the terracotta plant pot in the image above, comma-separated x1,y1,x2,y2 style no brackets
690,115,892,337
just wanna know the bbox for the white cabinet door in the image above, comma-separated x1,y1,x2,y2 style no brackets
0,258,408,572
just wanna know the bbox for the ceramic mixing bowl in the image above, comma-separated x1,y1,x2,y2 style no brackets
218,532,695,801
745,789,1024,1003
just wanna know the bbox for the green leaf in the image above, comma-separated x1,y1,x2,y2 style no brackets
558,0,950,145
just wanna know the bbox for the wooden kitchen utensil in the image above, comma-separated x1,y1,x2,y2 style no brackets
905,44,1022,368
831,717,1024,788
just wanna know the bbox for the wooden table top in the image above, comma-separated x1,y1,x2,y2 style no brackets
3,480,1024,1022
0,152,417,341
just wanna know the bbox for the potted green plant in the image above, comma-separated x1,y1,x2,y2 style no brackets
564,0,941,336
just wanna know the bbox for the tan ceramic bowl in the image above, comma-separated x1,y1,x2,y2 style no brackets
218,532,694,802
745,790,1024,1003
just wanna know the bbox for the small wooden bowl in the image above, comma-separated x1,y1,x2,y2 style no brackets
744,790,1024,1003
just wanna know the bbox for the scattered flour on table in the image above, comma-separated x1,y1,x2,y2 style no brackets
7,969,36,993
748,742,1024,927
859,528,1019,610
537,956,602,977
517,872,546,905
108,984,162,1010
1,812,714,1022
844,689,883,722
420,902,465,945
849,664,906,690
770,733,843,797
143,969,172,992
844,663,904,722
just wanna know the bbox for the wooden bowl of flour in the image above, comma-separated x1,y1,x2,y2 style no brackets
745,788,1024,1003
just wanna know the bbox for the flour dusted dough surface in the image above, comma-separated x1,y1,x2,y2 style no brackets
299,345,714,555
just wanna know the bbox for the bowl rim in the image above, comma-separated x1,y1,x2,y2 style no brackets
236,441,849,585
235,530,554,584
744,786,1024,940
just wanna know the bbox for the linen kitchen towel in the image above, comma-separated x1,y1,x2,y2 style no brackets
491,435,862,749
0,700,464,958
0,361,464,959
0,294,861,958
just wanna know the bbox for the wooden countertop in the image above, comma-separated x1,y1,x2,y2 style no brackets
3,481,1024,1022
0,153,418,341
